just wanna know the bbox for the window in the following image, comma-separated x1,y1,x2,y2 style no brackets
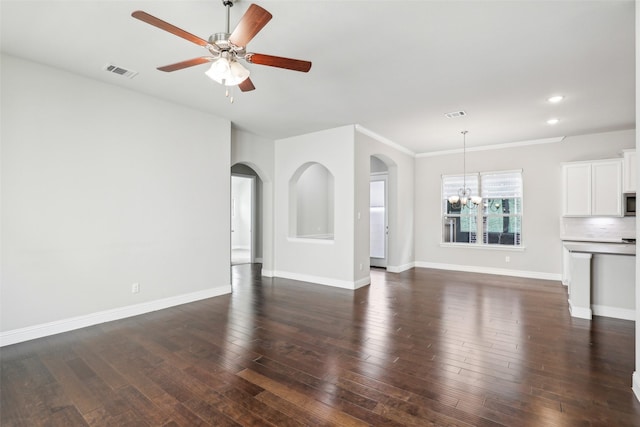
442,170,522,246
442,174,479,244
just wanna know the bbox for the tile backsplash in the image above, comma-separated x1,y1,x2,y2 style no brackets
561,217,636,240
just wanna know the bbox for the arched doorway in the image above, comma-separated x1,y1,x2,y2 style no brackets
370,156,389,268
231,163,263,265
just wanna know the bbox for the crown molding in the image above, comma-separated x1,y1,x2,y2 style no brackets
355,125,416,157
416,136,565,158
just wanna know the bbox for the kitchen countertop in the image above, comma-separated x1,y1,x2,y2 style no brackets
560,235,632,243
563,241,636,255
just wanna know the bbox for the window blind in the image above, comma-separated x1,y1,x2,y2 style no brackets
481,171,522,198
442,174,479,199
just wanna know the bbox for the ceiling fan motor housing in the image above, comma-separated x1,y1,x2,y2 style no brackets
210,32,231,48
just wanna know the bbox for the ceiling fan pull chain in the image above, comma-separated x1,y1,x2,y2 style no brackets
224,85,235,104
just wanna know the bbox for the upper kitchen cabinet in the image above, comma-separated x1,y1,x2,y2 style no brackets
592,160,623,216
563,162,591,216
622,149,636,193
562,159,623,217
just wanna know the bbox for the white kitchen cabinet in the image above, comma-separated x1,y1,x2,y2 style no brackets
562,159,623,217
623,149,636,193
562,163,591,216
592,159,623,216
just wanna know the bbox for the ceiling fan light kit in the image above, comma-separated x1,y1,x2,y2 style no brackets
205,53,251,86
131,1,312,98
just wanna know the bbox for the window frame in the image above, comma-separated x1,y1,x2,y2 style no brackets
441,169,524,249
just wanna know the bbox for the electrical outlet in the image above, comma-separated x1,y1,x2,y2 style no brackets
505,256,510,263
131,282,140,294
359,263,363,271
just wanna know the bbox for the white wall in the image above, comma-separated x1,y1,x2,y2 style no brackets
1,54,232,343
592,254,635,316
231,128,275,274
415,129,635,279
274,126,359,288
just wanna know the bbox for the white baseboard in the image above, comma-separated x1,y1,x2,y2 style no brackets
568,299,592,319
354,276,371,289
414,261,561,281
633,372,640,403
261,269,274,277
386,262,415,273
0,285,231,347
592,305,636,321
273,270,367,290
255,257,263,263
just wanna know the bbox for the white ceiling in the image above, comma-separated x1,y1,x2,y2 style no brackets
1,0,635,154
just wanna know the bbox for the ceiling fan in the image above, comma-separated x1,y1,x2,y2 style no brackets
132,0,312,93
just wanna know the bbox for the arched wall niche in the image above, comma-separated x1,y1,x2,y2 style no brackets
289,162,335,239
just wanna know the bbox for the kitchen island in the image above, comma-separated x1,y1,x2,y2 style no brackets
563,241,635,320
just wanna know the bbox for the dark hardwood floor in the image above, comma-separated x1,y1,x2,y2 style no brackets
2,265,640,426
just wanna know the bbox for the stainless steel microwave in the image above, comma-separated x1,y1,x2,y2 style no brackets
624,193,636,216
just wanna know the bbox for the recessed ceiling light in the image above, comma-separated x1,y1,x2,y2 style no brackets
547,95,564,103
547,118,560,125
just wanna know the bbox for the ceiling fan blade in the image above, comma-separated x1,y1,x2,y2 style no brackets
132,10,209,47
228,4,273,47
246,54,312,72
238,78,256,92
157,57,212,72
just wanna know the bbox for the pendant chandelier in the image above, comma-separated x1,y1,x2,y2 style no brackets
448,131,482,208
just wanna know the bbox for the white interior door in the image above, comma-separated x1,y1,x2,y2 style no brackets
231,175,254,265
370,175,387,268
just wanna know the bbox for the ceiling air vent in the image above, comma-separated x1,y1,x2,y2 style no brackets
103,63,138,79
445,111,466,119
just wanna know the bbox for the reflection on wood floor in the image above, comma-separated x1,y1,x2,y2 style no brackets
2,264,639,426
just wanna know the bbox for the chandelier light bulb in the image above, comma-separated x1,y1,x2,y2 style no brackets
227,61,250,86
206,58,231,84
205,56,250,87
